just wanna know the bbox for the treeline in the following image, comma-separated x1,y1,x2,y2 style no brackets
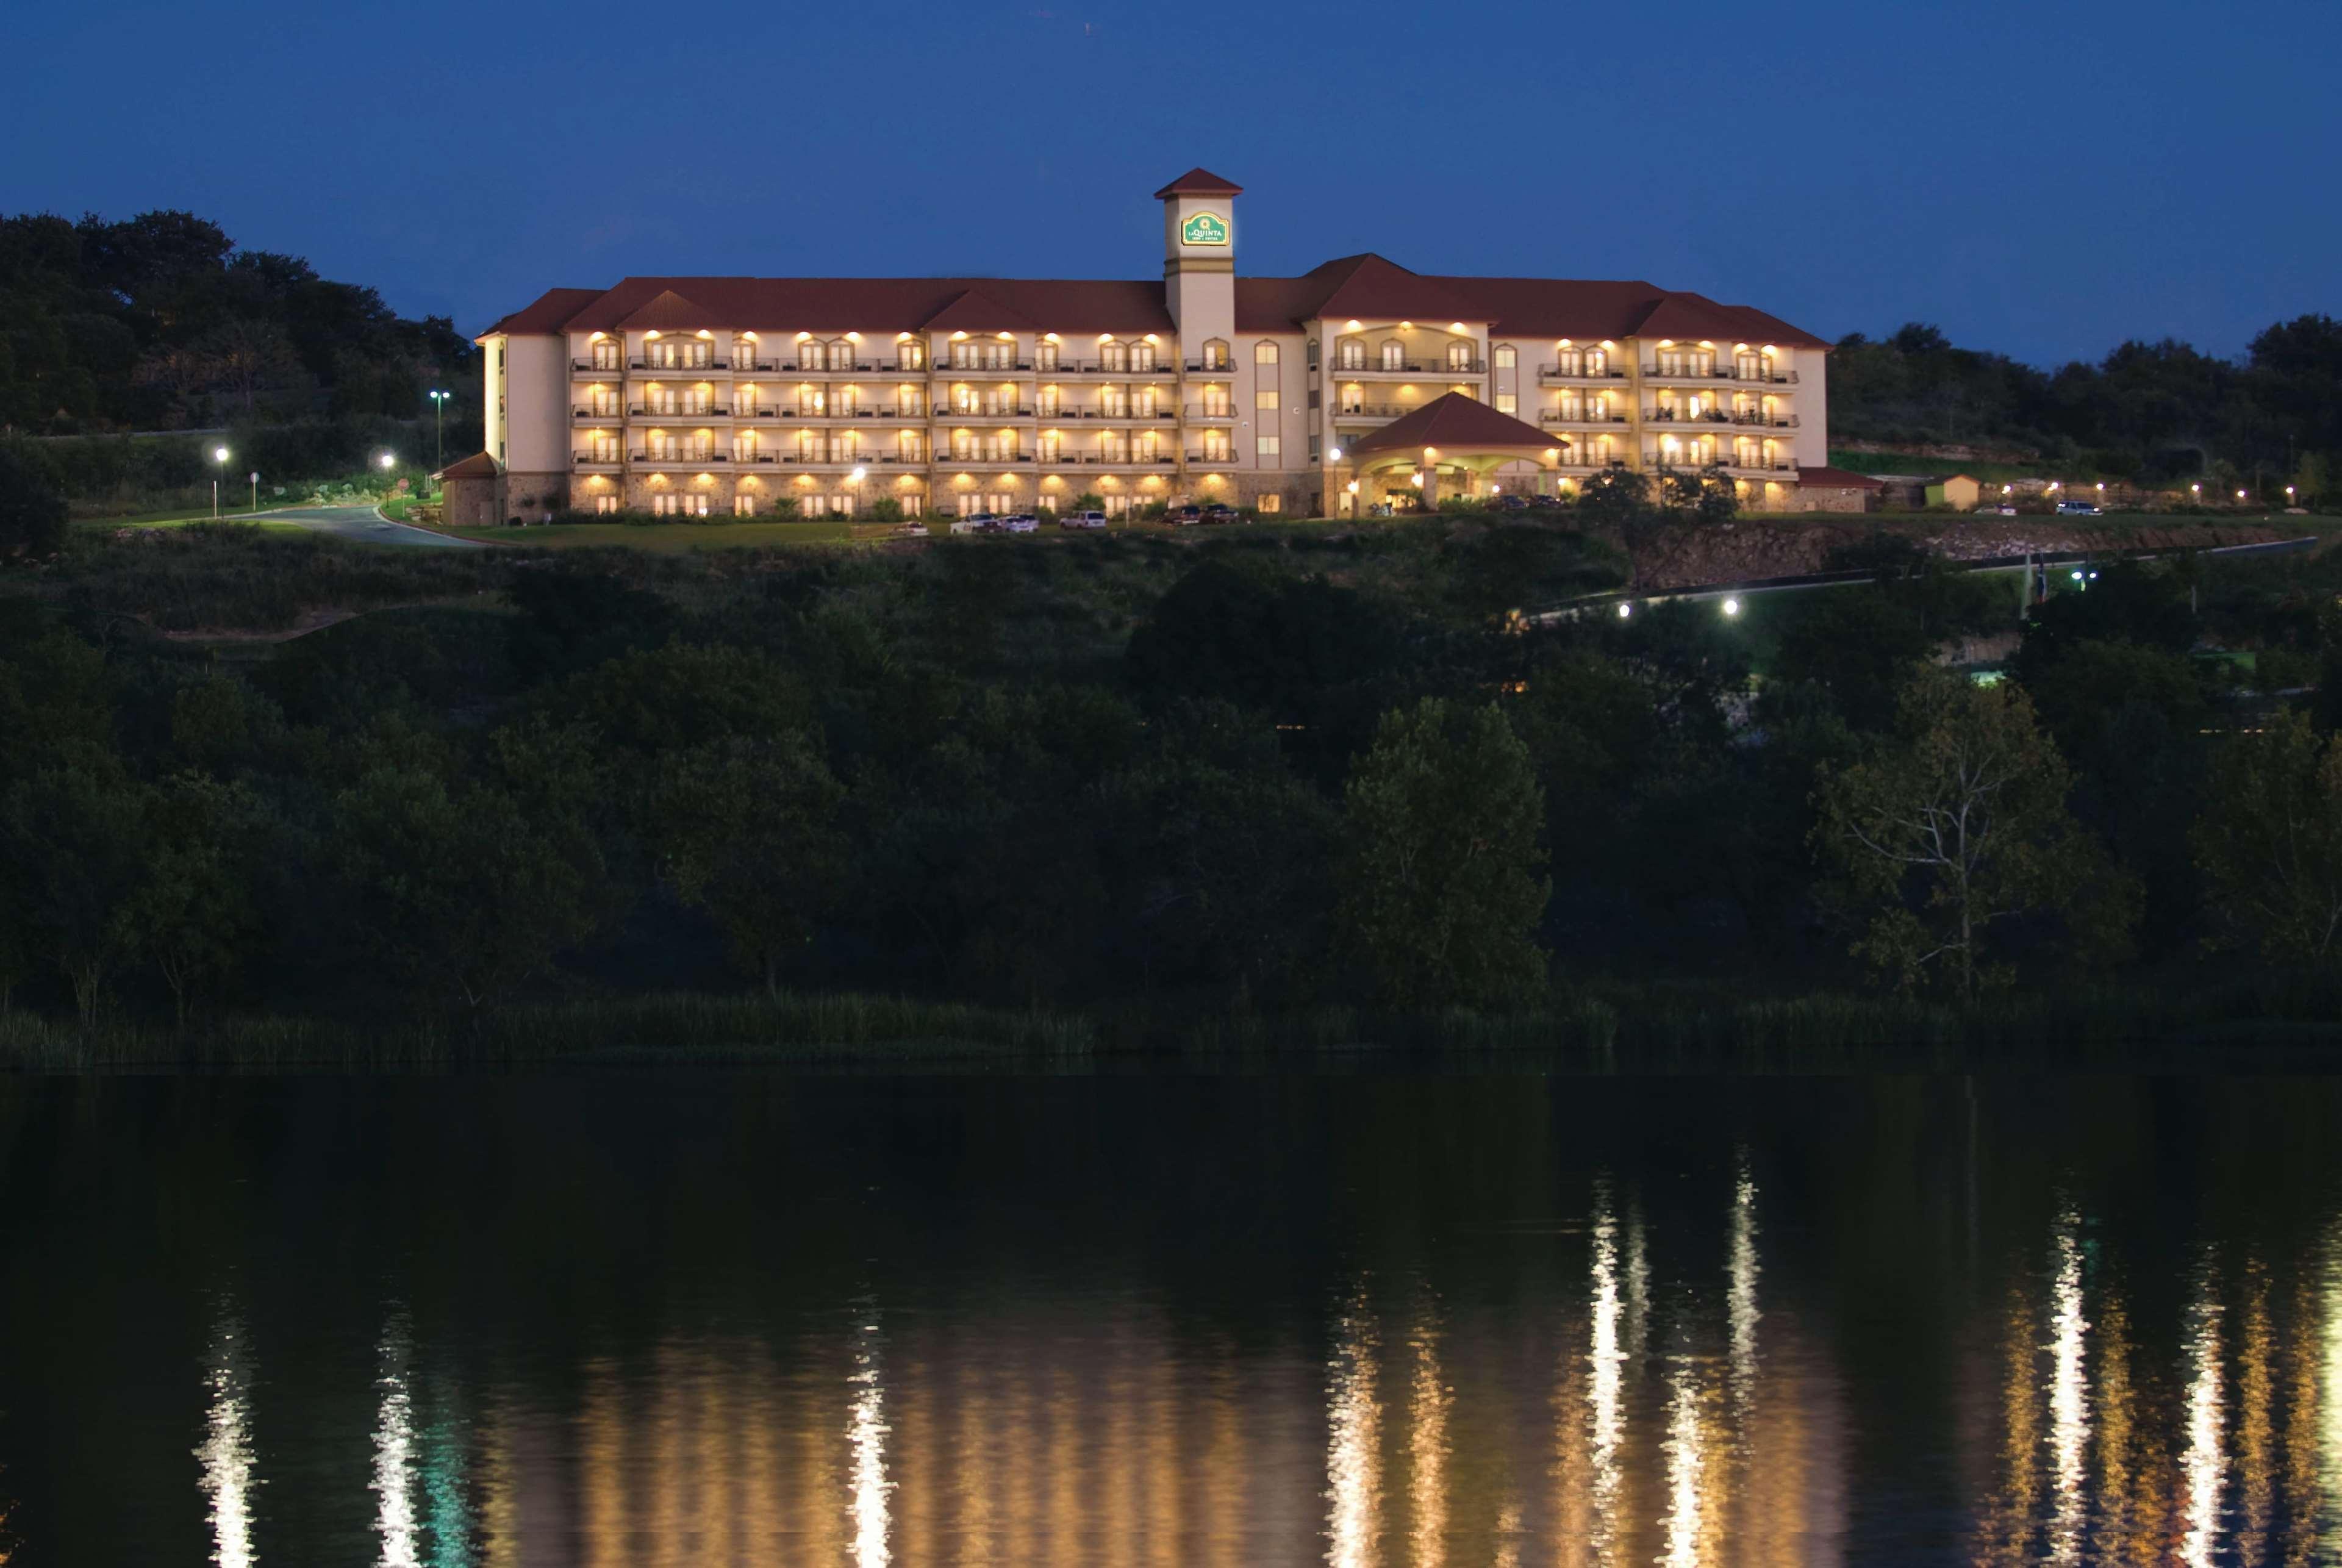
1,514,2339,1034
0,209,476,434
1830,318,2342,494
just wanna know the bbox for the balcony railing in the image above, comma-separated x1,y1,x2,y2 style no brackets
1183,359,1233,374
1539,411,1630,424
731,452,781,464
1332,404,1417,420
630,406,731,418
946,453,1035,464
632,451,728,465
631,359,731,373
1183,452,1234,465
1042,454,1176,466
1536,365,1628,382
1641,365,1802,385
1047,360,1175,376
943,359,1036,374
572,359,626,374
1644,408,1733,423
1339,362,1480,376
573,407,625,421
1730,413,1799,428
573,454,623,468
1183,406,1235,420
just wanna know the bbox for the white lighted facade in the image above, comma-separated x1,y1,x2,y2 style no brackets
474,169,1835,520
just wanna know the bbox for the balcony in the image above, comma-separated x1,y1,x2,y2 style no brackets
1730,412,1800,428
631,359,732,376
795,406,931,421
1182,452,1235,465
572,453,623,470
1733,368,1799,385
1539,411,1630,426
629,406,732,421
940,359,1036,375
1644,408,1734,424
1045,453,1175,468
571,359,626,375
1536,365,1628,384
1640,364,1734,384
1725,458,1800,474
942,406,1037,421
945,453,1036,465
731,451,782,465
1328,359,1486,377
1046,359,1177,378
1183,360,1234,374
1037,408,1175,424
1183,406,1235,421
573,407,625,423
1332,403,1419,422
632,451,729,467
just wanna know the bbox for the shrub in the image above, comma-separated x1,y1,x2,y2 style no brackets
0,443,71,561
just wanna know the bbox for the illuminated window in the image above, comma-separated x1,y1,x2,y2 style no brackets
1259,493,1282,513
1256,434,1281,464
1130,340,1157,372
1335,337,1366,370
1494,344,1516,370
1447,340,1474,371
1254,341,1279,365
898,338,926,371
1495,393,1517,415
1201,338,1230,370
1036,340,1059,371
1255,390,1280,411
1379,340,1403,371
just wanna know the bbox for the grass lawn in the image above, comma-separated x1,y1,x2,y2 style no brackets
441,519,858,550
70,507,312,535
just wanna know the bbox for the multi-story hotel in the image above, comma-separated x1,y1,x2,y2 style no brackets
468,169,1841,522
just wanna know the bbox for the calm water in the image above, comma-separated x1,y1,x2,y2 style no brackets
2,1072,2341,1565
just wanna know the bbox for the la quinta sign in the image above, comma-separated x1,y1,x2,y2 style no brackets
1180,211,1230,246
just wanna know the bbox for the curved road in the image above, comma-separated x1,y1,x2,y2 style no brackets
264,504,481,548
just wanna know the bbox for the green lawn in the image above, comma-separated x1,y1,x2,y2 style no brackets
71,507,310,534
442,519,858,550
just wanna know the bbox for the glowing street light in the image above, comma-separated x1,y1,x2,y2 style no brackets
378,452,396,471
1328,446,1342,460
1721,596,1742,617
2236,489,2247,502
427,388,451,474
211,445,230,518
1616,601,1633,620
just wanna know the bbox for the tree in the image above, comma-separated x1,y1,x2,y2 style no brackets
642,732,847,996
123,775,263,1026
1813,671,2130,997
0,445,69,562
1334,698,1549,1007
1570,466,1652,529
0,757,153,1025
2193,711,2342,966
328,759,607,1012
1694,463,1739,524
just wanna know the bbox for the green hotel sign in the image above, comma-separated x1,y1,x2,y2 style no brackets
1180,212,1230,247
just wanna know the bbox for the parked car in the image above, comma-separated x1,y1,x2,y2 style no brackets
1200,503,1239,525
893,521,929,538
1491,494,1534,512
1975,504,2018,516
1172,504,1203,526
1060,510,1108,529
1003,513,1039,533
950,513,995,535
2055,500,2102,516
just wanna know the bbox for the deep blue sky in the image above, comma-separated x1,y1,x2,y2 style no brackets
6,0,2335,367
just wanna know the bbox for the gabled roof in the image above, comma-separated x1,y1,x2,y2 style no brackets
1153,167,1243,199
1234,254,1488,332
1797,466,1886,490
615,288,714,332
478,287,602,339
433,451,501,481
1345,393,1561,458
1233,266,1830,348
920,287,1040,334
521,276,1175,336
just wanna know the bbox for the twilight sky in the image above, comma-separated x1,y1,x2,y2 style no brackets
5,0,2334,367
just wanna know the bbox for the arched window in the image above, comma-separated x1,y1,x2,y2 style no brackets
1447,339,1474,371
1130,339,1156,372
1493,344,1516,370
898,337,926,371
797,340,823,371
1379,340,1403,371
829,338,856,371
1254,340,1279,365
1336,336,1366,371
1201,338,1230,370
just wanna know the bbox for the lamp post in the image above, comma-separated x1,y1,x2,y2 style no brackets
212,446,229,518
850,465,867,519
427,390,450,477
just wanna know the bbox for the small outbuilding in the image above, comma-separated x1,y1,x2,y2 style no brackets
1796,466,1888,514
1924,473,1982,510
434,452,504,530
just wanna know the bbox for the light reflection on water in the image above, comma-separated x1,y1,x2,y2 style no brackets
16,1076,2342,1564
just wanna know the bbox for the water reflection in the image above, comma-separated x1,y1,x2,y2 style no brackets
21,1078,2342,1564
195,1305,257,1568
1323,1290,1380,1568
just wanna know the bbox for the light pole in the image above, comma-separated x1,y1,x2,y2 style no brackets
428,390,450,478
212,446,230,518
379,452,396,501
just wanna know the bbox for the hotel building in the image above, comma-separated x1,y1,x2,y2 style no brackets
470,169,1840,522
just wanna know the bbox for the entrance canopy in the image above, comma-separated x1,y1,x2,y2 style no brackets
1342,392,1566,506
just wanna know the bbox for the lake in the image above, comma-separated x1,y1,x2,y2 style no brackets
2,1070,2338,1565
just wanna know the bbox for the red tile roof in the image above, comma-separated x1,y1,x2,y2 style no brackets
920,287,1041,334
478,260,1827,351
1797,466,1886,490
1152,167,1244,199
615,288,713,332
1344,393,1561,458
478,287,603,339
433,451,501,481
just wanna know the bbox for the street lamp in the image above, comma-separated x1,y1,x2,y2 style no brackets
1721,596,1742,618
212,445,230,518
427,389,451,475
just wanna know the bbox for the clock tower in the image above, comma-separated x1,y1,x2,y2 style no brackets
1156,168,1240,349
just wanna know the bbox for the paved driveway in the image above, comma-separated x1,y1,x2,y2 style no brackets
266,505,481,548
